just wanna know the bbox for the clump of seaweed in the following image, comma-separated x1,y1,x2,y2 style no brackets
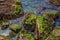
0,35,12,40
36,10,59,40
9,24,22,37
17,31,35,40
46,29,60,40
0,0,24,20
22,13,36,33
0,20,10,30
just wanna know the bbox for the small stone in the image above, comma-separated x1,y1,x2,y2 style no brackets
9,24,22,33
9,31,16,37
0,21,10,30
0,35,11,40
49,0,60,7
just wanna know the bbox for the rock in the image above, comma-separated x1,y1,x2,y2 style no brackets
49,0,60,7
36,10,59,40
22,13,36,32
0,0,23,20
9,24,22,33
0,20,10,30
17,31,35,40
46,29,60,40
0,35,11,40
9,31,16,37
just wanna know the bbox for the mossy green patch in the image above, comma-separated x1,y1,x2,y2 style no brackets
0,35,12,40
10,24,22,33
25,14,36,24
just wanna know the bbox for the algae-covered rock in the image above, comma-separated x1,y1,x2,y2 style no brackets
9,24,22,37
9,24,22,33
0,35,12,40
0,20,10,30
36,11,59,40
17,31,35,40
46,29,60,40
22,13,36,32
49,0,60,7
0,0,23,20
9,31,16,37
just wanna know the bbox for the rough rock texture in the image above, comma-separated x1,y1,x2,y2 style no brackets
0,35,11,40
0,0,23,20
46,29,60,40
0,0,15,15
49,0,60,7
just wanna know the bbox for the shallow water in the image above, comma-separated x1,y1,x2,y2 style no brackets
0,0,60,40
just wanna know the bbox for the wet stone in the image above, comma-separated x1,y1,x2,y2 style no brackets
0,0,23,20
0,35,12,40
0,0,15,15
0,20,10,30
22,13,36,33
9,24,22,33
49,0,60,7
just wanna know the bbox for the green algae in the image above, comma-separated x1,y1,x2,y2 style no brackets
25,13,36,24
36,11,58,40
1,0,23,20
47,29,60,40
0,21,10,30
17,31,35,40
23,13,36,32
9,24,22,37
9,24,22,33
0,35,12,40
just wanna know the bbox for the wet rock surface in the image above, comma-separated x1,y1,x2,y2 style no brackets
48,0,60,7
0,0,23,20
0,0,60,40
0,0,15,15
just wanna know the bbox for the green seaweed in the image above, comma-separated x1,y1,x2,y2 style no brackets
10,24,22,33
47,29,60,40
0,21,10,30
36,11,57,40
17,31,35,40
25,13,36,24
0,35,12,40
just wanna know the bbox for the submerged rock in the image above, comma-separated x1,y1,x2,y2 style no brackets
9,31,16,37
17,31,35,40
0,20,10,30
0,35,12,40
0,0,23,20
49,0,60,7
36,10,59,40
9,24,22,33
46,29,60,40
22,13,36,33
9,24,22,37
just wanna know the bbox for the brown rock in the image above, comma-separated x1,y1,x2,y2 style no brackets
49,0,60,7
0,0,15,15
